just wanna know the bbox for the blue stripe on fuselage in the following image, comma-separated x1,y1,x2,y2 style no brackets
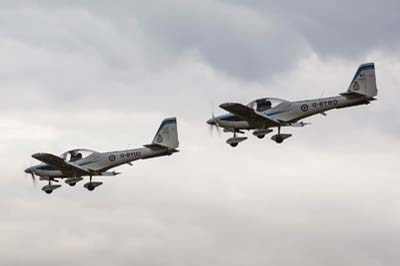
36,164,57,171
220,115,243,122
266,110,286,116
35,160,96,171
78,160,96,166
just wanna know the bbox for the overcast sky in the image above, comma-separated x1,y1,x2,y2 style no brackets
1,1,400,265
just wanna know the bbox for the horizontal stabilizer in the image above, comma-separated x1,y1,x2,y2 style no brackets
101,171,121,176
143,143,169,151
336,99,372,109
340,91,364,98
290,122,311,127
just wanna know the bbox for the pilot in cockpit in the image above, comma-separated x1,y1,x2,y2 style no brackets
256,99,272,112
70,151,82,162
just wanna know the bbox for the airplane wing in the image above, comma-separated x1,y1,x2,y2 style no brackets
32,153,91,176
219,103,281,127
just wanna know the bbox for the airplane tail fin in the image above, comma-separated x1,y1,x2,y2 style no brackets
151,117,179,149
346,63,377,98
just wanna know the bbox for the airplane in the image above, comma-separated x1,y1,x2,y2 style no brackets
207,63,378,147
24,117,179,194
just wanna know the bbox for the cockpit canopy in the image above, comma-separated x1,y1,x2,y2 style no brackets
247,98,285,112
61,149,97,162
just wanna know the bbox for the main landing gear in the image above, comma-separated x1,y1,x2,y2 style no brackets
253,129,273,139
271,126,292,144
226,130,247,148
83,176,103,192
65,177,84,187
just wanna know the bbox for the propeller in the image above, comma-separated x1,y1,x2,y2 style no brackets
207,112,221,136
24,166,37,188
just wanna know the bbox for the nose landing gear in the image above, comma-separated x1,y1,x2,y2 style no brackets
226,130,247,148
42,180,61,194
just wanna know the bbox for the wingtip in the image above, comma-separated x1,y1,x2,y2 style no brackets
219,102,235,109
32,153,43,159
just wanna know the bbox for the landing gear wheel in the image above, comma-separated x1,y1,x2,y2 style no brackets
230,143,238,148
69,183,76,187
45,190,52,194
257,134,265,139
87,176,95,191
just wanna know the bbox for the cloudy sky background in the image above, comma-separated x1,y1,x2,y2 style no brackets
1,0,400,265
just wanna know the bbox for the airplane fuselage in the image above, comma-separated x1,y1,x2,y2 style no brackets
30,147,176,178
213,95,372,130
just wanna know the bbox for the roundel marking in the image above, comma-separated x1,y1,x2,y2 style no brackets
109,155,116,161
157,135,163,143
301,104,309,112
353,81,360,91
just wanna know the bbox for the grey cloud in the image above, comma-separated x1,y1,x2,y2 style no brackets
2,0,400,82
1,1,400,266
1,0,309,80
59,0,400,79
227,0,400,58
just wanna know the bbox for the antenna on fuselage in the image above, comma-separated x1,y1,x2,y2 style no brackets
318,90,328,116
319,89,325,100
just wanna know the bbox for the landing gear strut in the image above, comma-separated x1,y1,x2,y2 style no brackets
275,127,284,143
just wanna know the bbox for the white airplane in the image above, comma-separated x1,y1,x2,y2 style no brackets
207,63,378,147
24,118,179,194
